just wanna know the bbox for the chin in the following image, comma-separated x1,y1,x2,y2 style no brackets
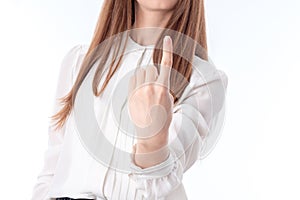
136,0,179,11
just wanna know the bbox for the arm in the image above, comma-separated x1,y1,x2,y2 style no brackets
31,45,84,200
128,57,228,199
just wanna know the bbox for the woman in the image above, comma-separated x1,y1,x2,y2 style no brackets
31,0,228,199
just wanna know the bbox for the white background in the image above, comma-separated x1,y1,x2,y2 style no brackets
0,0,299,199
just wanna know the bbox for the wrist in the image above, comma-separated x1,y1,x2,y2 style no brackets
133,143,170,169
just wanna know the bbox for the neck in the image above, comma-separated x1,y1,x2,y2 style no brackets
131,2,173,46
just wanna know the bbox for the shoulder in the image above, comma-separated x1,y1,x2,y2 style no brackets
63,44,89,64
60,44,89,83
60,44,89,70
190,54,228,88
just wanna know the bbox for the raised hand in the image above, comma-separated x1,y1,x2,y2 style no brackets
128,36,174,168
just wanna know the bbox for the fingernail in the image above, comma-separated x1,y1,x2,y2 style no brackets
164,35,171,44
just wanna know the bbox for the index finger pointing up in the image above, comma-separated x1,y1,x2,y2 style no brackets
158,36,173,87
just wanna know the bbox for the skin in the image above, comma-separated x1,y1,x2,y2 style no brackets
128,0,178,168
131,0,178,45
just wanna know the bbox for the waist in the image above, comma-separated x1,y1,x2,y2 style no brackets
56,198,105,200
56,198,94,200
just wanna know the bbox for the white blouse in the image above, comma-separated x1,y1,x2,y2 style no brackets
31,35,228,200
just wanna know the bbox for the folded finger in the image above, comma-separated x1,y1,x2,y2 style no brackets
145,65,158,83
135,67,145,87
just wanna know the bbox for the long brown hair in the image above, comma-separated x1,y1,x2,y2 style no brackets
51,0,208,131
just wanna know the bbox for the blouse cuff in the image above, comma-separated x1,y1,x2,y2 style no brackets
128,146,183,199
128,145,177,179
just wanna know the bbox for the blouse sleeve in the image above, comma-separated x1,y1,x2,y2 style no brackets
128,57,228,199
31,45,85,200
